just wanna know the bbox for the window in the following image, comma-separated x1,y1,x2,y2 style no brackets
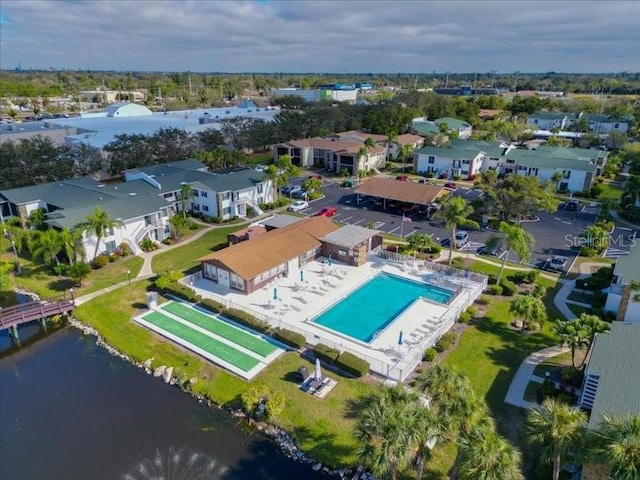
203,205,209,212
230,273,244,290
614,123,619,128
163,193,173,199
105,240,116,253
338,249,347,256
201,191,208,198
257,184,264,194
108,227,114,236
193,204,200,211
204,263,217,280
193,190,199,197
223,207,231,215
462,159,470,165
428,156,435,164
506,159,515,164
563,170,571,179
222,192,231,200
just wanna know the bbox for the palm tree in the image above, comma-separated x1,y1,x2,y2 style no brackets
168,215,188,240
509,295,547,332
29,229,63,266
353,386,416,480
432,195,479,265
59,227,82,265
179,183,195,218
458,425,524,480
576,313,610,358
581,224,610,253
555,320,589,369
486,221,535,285
79,207,124,260
27,208,47,230
364,137,376,149
551,171,565,191
622,175,640,208
409,406,444,480
590,413,640,479
399,144,414,174
68,261,91,286
526,398,587,480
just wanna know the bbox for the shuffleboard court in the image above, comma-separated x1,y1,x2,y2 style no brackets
161,302,277,357
142,311,260,372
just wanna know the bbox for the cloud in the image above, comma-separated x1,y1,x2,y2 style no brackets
0,0,638,72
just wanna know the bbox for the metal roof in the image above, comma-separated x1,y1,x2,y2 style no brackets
355,177,444,206
613,243,640,285
585,322,640,426
259,214,302,229
320,224,381,249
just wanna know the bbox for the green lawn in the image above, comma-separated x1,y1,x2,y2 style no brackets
597,181,624,201
74,281,379,468
152,224,246,274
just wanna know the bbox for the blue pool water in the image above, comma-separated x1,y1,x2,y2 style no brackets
312,274,454,343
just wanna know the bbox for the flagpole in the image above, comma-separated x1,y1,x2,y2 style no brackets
401,215,405,239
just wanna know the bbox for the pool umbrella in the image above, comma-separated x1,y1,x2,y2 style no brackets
300,270,304,282
273,287,278,300
315,358,322,381
328,255,332,266
398,331,404,346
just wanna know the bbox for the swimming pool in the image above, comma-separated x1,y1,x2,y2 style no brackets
312,273,454,343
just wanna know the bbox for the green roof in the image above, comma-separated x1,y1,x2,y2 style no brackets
411,122,440,136
414,140,597,172
613,243,640,285
434,117,471,130
529,111,572,120
586,322,640,426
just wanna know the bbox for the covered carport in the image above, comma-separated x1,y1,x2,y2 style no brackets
354,177,445,211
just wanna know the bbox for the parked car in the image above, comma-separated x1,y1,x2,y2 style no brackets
293,189,308,199
307,174,323,180
282,185,301,195
547,255,568,272
395,175,409,181
566,200,580,211
479,241,504,257
315,207,337,217
418,179,429,184
454,230,470,248
254,164,268,172
439,173,449,179
287,200,309,212
444,182,457,190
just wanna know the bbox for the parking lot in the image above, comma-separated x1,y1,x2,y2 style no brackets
285,177,627,272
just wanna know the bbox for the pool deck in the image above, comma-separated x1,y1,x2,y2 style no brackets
186,255,483,381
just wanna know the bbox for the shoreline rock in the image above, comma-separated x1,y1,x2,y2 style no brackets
66,317,347,477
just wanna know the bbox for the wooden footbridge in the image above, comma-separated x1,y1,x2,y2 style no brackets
0,297,75,342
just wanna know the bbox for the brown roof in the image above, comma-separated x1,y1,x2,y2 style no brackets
355,177,445,206
478,109,503,119
278,137,385,155
200,216,339,280
229,225,267,240
395,133,424,145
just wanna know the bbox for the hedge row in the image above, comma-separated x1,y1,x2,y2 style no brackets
435,331,457,352
197,298,305,349
272,328,306,349
335,352,369,377
311,344,370,377
163,282,201,303
313,343,341,363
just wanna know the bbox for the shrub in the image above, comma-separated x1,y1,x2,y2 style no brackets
466,306,478,317
91,254,110,269
488,284,503,295
579,246,598,257
140,237,157,252
452,175,461,181
477,295,491,305
313,343,341,363
589,184,603,198
272,328,306,349
426,172,435,178
435,331,456,352
422,348,437,362
162,282,198,302
199,298,226,314
458,311,472,323
500,279,518,296
276,197,290,207
108,254,118,263
224,308,270,333
335,352,370,377
118,242,131,256
533,284,547,298
155,276,172,290
450,257,465,269
524,270,539,284
487,274,498,285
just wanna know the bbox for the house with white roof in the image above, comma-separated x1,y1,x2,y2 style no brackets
0,160,274,260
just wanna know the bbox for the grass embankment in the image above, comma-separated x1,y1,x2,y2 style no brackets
1,233,144,300
74,281,377,467
152,224,244,274
596,181,624,202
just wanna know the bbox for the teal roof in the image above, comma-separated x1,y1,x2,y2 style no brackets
584,113,633,123
529,111,572,120
434,117,471,130
411,122,440,135
415,140,598,172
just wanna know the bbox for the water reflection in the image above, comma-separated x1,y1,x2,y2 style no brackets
122,446,227,480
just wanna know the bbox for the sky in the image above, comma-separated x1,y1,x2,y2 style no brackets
1,0,639,73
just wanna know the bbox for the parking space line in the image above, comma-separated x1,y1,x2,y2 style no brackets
388,227,401,236
352,219,365,226
374,222,385,229
404,229,417,238
340,216,352,224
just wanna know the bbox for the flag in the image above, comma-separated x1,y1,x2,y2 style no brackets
402,215,412,223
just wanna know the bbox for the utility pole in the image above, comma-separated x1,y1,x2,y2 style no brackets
473,72,478,89
490,70,497,88
445,71,450,88
513,71,520,92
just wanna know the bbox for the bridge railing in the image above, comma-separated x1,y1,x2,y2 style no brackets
0,299,75,330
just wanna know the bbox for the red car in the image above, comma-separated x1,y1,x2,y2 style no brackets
307,174,323,180
444,182,457,190
395,175,409,181
315,207,337,217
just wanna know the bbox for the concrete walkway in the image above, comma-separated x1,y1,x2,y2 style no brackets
504,345,570,408
505,260,604,409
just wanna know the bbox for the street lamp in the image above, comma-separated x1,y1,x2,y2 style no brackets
127,270,131,285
